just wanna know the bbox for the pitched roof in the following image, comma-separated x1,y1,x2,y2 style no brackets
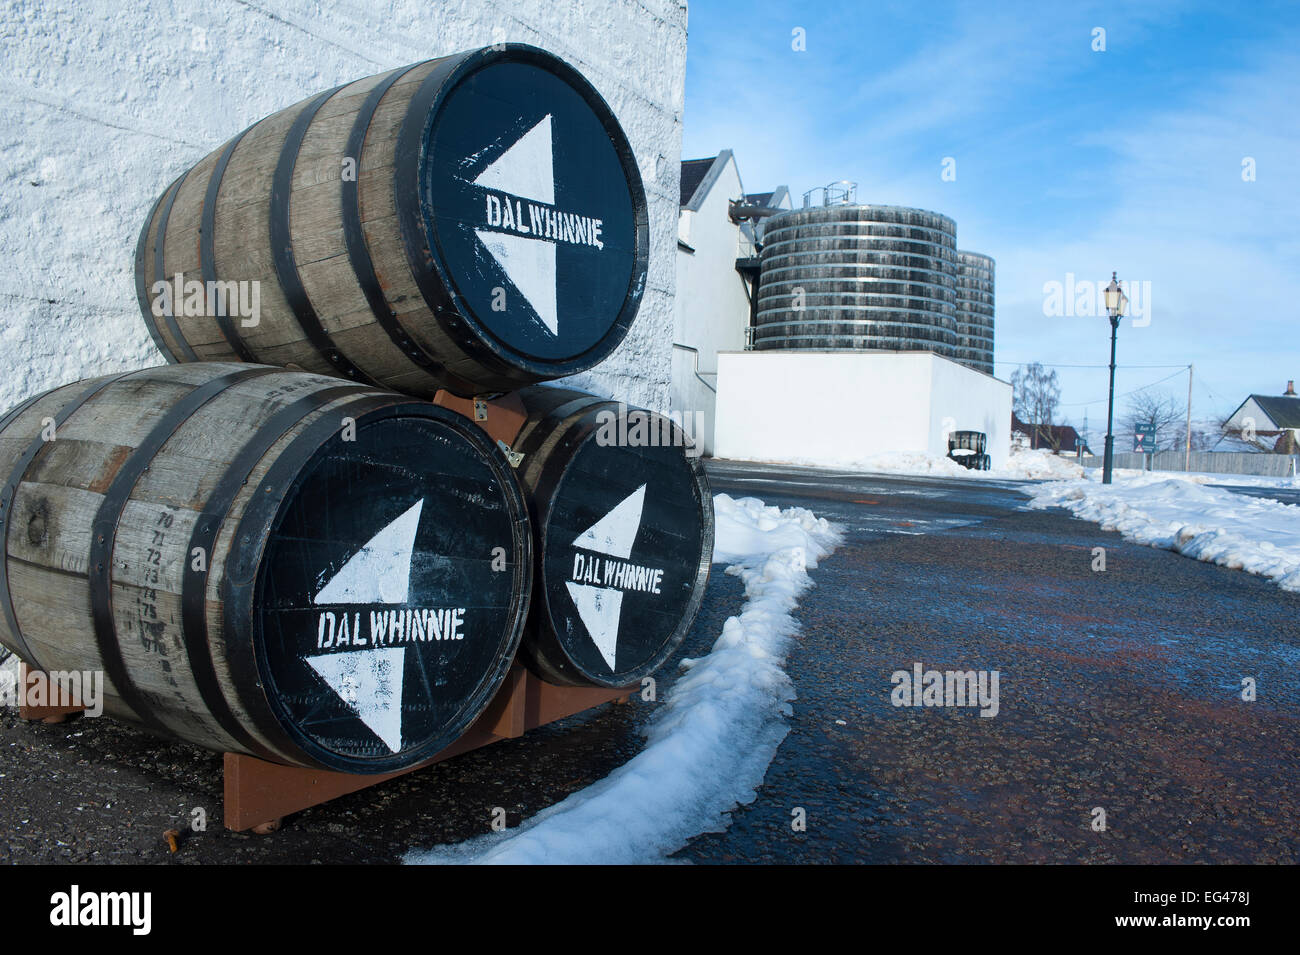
679,158,716,208
1011,414,1087,452
1250,394,1300,430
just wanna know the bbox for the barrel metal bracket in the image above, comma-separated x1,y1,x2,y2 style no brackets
496,439,524,468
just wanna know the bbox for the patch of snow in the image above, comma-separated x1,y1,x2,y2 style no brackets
1098,467,1298,489
405,493,842,865
721,446,1087,482
1027,474,1300,591
0,652,18,710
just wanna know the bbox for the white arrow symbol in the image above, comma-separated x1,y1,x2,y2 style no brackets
473,230,558,335
474,114,554,204
472,114,560,336
565,582,623,671
306,646,406,752
567,485,648,670
572,484,645,559
314,499,423,605
307,500,424,752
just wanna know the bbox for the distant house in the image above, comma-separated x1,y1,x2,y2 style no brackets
1011,414,1090,454
1221,381,1300,453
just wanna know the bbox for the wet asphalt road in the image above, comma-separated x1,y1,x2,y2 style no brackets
2,462,1298,864
1216,483,1300,506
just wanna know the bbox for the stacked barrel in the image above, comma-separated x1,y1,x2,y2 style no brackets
0,44,712,774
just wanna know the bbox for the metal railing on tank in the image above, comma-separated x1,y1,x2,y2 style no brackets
802,180,857,208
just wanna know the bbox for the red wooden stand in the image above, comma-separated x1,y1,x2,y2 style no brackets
16,663,86,723
223,667,631,832
17,660,632,833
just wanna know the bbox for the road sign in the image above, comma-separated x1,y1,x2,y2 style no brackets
1133,423,1156,453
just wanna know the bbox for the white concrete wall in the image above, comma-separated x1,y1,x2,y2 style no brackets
927,355,1013,469
0,0,687,412
671,153,752,454
714,351,1013,469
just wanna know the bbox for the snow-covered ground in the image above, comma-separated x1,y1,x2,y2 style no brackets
723,444,1299,489
1028,471,1300,592
406,494,842,865
726,446,1087,481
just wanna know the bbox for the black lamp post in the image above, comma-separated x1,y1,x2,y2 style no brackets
1101,271,1129,484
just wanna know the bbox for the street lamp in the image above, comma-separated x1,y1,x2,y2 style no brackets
1101,271,1129,484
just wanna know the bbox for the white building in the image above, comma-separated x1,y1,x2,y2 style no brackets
672,169,1011,469
671,151,789,454
1222,381,1300,452
714,351,1012,470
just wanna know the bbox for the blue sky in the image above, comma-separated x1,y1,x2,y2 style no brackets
682,0,1300,441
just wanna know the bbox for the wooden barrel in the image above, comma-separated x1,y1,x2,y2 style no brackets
512,387,713,687
134,43,649,398
0,364,531,773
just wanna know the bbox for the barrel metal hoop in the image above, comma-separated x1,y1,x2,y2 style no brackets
219,393,407,767
0,372,136,668
514,396,606,458
200,127,260,362
134,177,180,363
180,382,372,762
89,367,279,732
0,392,45,436
340,63,447,375
269,86,377,384
153,175,201,362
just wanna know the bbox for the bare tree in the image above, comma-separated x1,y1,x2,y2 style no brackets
1171,422,1220,452
1122,390,1185,451
1011,363,1061,449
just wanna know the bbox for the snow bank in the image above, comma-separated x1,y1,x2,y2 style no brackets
405,494,842,865
724,446,1086,482
995,447,1087,480
1028,473,1300,591
1102,467,1298,489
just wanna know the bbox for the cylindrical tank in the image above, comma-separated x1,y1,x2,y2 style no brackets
134,43,649,398
510,387,713,688
955,251,995,375
754,204,958,355
0,364,531,773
